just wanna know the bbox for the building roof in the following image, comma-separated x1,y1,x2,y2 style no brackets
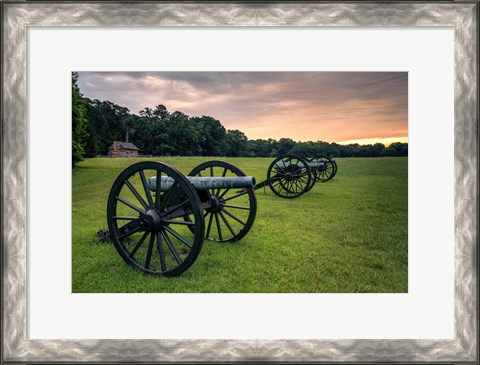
119,142,140,150
110,141,140,151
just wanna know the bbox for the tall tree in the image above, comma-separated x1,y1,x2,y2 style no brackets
372,143,386,157
225,129,249,157
139,107,153,117
389,142,408,156
277,138,296,156
72,72,88,167
166,111,204,156
153,104,169,119
191,116,227,156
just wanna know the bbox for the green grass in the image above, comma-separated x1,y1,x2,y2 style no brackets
72,156,408,293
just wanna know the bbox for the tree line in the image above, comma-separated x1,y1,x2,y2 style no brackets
72,73,408,167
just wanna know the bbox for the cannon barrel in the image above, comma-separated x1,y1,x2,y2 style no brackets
274,161,325,168
148,175,256,191
307,161,328,167
310,158,334,163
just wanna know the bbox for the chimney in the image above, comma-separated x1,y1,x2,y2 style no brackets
126,129,129,143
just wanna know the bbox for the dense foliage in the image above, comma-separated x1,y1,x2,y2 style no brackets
72,72,89,167
72,76,408,164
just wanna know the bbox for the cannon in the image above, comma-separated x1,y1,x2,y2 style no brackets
253,154,337,199
107,160,257,276
253,155,313,199
308,155,337,182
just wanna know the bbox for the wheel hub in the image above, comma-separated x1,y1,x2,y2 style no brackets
285,172,294,181
143,209,163,232
209,195,223,213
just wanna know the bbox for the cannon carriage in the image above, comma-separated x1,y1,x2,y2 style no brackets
308,155,337,182
107,160,257,276
253,154,338,199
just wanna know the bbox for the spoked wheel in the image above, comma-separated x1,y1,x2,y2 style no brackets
331,158,338,179
267,155,312,199
304,163,317,192
107,161,204,276
310,155,335,182
188,161,257,243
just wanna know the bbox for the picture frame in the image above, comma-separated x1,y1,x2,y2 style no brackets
2,1,478,363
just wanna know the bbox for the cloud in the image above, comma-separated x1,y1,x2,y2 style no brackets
76,71,407,142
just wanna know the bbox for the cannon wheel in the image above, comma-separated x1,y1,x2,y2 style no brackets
107,161,204,276
331,158,338,179
310,155,336,182
188,161,257,243
304,162,317,192
267,155,312,199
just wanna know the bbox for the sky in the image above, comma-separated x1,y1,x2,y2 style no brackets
77,72,408,145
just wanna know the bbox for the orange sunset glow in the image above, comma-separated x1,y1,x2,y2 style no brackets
77,72,408,144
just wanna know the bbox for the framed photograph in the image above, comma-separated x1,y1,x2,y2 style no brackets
71,70,408,293
2,1,478,363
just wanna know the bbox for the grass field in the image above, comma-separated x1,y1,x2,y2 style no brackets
72,156,408,293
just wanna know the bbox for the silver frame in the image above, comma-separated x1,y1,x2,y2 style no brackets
2,1,478,363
